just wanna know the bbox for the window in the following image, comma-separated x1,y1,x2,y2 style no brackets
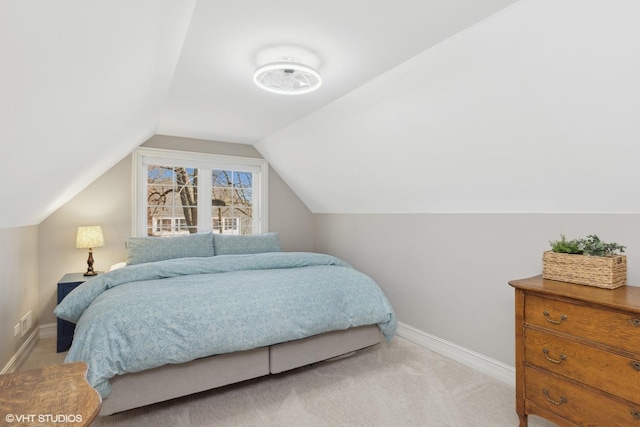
133,147,268,237
213,217,240,234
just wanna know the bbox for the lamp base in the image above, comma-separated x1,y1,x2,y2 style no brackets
84,249,97,276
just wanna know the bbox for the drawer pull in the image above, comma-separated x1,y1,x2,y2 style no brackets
542,348,566,364
543,388,567,406
631,410,640,420
631,361,640,371
543,310,567,325
629,318,640,327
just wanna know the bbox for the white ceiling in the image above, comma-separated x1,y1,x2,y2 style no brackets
157,0,519,143
2,0,640,228
257,0,640,213
256,0,640,213
0,0,197,227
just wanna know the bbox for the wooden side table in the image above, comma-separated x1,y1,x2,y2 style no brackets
0,362,101,426
57,273,99,353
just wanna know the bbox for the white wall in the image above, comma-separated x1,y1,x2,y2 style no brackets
38,155,132,327
314,213,640,366
0,226,39,370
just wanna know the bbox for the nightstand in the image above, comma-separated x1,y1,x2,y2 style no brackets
57,272,99,353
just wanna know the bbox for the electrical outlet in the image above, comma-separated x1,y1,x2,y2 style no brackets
20,311,32,338
14,323,20,337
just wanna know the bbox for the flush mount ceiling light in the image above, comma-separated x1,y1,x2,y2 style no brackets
253,57,321,95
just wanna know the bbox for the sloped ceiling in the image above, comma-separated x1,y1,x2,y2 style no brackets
0,1,197,228
257,0,640,213
157,0,518,144
2,0,638,229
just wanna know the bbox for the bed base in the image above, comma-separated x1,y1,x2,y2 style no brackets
100,325,381,415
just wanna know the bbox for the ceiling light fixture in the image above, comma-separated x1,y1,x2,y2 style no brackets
253,57,321,95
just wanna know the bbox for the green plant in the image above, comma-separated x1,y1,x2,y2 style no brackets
549,234,625,257
550,234,583,254
581,235,626,256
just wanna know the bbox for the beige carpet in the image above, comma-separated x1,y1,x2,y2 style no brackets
21,337,556,427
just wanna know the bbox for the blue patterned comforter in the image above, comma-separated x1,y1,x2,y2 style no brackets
54,252,396,398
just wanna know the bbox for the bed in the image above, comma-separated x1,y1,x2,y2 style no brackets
54,232,396,415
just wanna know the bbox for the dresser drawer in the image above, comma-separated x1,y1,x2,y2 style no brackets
524,328,640,403
525,293,640,354
525,366,640,426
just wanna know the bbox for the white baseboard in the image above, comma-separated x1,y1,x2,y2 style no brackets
1,327,40,374
396,321,515,387
39,322,57,339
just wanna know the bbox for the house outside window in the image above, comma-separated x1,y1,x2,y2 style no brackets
212,217,240,234
133,147,268,237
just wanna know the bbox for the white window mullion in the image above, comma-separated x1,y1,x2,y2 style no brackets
198,168,212,233
132,151,148,236
254,163,267,233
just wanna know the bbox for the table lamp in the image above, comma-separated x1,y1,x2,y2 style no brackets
76,226,105,276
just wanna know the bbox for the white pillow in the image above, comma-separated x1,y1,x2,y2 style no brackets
109,261,127,271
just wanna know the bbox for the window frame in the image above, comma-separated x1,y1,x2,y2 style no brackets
132,147,268,237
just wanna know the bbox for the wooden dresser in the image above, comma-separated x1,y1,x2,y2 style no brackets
509,275,640,427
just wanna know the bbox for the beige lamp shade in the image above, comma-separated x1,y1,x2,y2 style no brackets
76,226,105,249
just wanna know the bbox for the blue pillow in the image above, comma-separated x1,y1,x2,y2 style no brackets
125,232,214,265
213,232,282,256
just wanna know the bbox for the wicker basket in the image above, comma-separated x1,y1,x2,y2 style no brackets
542,251,627,289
